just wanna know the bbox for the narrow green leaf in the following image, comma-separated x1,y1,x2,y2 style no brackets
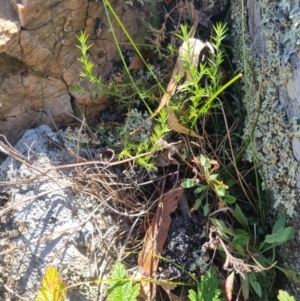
203,203,209,216
241,274,249,300
276,266,300,282
210,218,235,237
234,204,249,228
248,272,261,297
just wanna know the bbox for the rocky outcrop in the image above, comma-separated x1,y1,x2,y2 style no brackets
0,125,116,300
231,0,300,298
0,0,150,145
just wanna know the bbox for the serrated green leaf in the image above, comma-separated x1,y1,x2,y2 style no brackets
277,290,296,301
272,214,287,234
107,261,140,301
234,204,249,228
188,267,225,301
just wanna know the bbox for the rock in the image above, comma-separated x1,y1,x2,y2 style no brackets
0,0,150,145
0,125,115,300
231,0,300,298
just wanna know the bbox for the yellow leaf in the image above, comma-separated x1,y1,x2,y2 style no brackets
36,266,67,301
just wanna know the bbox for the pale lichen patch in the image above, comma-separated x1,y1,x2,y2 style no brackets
231,0,300,216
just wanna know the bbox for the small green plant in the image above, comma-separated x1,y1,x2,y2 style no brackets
188,267,225,301
106,261,140,301
182,152,297,299
182,154,236,215
74,11,240,169
170,23,241,130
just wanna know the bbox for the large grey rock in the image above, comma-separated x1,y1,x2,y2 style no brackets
231,0,300,297
0,125,116,300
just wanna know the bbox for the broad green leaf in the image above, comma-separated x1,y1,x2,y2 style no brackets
210,218,235,237
235,204,249,228
234,243,245,255
235,228,248,235
248,272,262,297
264,227,295,245
277,290,296,301
233,233,250,246
272,214,287,234
224,194,236,204
181,178,196,188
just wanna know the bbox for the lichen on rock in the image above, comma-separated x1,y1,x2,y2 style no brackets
231,0,300,217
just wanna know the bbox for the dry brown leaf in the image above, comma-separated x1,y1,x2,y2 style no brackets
138,186,183,301
167,108,203,139
128,53,145,71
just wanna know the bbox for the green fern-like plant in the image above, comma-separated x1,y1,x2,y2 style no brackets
188,267,225,301
36,266,67,301
106,261,140,301
277,290,296,301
